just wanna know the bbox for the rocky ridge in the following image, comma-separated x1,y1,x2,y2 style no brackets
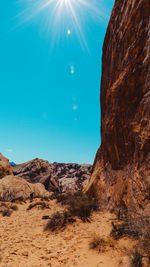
13,159,91,194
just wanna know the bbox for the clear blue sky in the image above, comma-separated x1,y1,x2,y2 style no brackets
0,0,114,164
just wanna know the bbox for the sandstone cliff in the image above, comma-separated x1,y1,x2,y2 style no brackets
86,0,150,209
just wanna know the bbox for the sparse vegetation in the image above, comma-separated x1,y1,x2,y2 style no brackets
140,225,150,265
131,249,143,267
44,192,100,232
110,208,150,265
2,209,12,217
0,202,18,216
111,221,140,240
0,203,8,208
89,235,116,253
57,192,99,222
44,211,75,232
10,204,18,211
27,202,49,210
89,236,107,252
11,196,24,202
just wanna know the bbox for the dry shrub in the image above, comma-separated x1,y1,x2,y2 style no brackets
111,220,140,240
0,203,8,208
111,209,150,265
40,196,51,202
0,203,18,216
11,196,24,202
57,192,99,222
89,235,116,253
140,226,150,264
2,209,12,217
131,249,143,267
89,236,107,252
44,211,75,232
10,204,18,211
27,202,49,211
44,192,99,232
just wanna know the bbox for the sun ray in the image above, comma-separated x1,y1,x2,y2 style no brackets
17,0,109,49
67,0,89,49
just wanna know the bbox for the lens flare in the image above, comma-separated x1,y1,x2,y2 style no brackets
17,0,109,49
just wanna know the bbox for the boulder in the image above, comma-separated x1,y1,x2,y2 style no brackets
0,175,51,201
0,153,13,179
85,0,150,210
13,158,51,190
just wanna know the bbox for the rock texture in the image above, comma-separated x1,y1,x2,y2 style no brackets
0,153,13,179
0,175,50,201
86,0,150,209
13,160,91,194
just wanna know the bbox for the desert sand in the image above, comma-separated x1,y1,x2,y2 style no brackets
0,199,135,267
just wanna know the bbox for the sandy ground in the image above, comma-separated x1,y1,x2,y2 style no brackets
0,199,135,267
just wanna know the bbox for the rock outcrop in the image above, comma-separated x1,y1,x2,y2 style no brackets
13,160,91,194
0,153,13,179
0,175,50,201
13,159,51,190
86,0,150,210
50,163,91,193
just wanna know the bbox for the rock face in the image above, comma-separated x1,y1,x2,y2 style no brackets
13,160,91,194
0,153,13,179
86,0,150,209
0,175,50,201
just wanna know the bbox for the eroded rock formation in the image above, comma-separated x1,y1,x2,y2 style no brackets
86,0,150,209
13,159,91,194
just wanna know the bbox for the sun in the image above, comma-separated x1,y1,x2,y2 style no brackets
18,0,108,49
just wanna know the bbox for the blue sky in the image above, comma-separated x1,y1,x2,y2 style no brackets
0,0,114,164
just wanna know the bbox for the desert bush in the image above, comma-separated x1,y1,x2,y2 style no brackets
40,196,51,202
11,196,24,202
10,204,18,211
131,249,143,267
0,203,8,208
111,220,140,240
2,209,12,217
89,235,116,253
110,209,150,265
44,192,99,232
56,192,82,205
57,192,99,222
44,211,75,232
89,236,106,251
27,202,49,210
140,226,150,264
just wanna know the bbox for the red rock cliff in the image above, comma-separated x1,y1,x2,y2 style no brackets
86,0,150,209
